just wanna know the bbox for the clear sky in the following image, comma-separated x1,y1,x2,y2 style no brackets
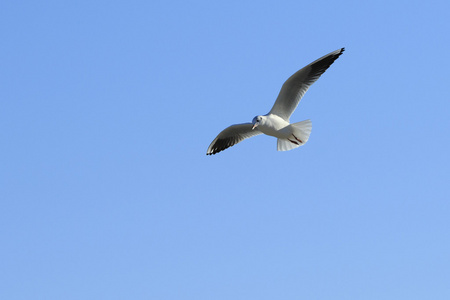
1,1,450,299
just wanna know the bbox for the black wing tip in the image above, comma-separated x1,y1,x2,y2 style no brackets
332,47,345,59
206,138,233,155
206,148,225,155
311,47,345,74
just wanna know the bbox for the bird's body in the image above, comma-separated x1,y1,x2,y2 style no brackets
207,48,344,155
255,114,289,138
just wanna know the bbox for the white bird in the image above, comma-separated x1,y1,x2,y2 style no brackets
207,48,344,155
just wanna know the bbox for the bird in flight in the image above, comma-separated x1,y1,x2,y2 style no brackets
206,48,344,155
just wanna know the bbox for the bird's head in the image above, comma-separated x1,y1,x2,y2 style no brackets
252,115,263,130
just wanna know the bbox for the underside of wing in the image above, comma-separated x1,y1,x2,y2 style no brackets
269,48,345,121
206,123,262,155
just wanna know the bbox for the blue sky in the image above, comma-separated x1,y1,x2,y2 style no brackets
1,0,450,299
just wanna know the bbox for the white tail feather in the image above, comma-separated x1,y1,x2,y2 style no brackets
277,119,312,151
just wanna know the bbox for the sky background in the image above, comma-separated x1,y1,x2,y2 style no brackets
1,1,450,299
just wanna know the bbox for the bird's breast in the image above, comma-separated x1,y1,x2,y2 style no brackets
259,115,290,138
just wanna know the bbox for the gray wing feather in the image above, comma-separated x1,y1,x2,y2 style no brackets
269,48,344,121
206,123,262,155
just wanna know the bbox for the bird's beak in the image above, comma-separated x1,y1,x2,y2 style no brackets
252,124,258,130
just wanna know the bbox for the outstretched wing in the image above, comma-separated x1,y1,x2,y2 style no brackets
207,123,262,155
269,48,344,121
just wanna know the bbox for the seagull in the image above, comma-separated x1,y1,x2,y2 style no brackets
206,48,344,155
